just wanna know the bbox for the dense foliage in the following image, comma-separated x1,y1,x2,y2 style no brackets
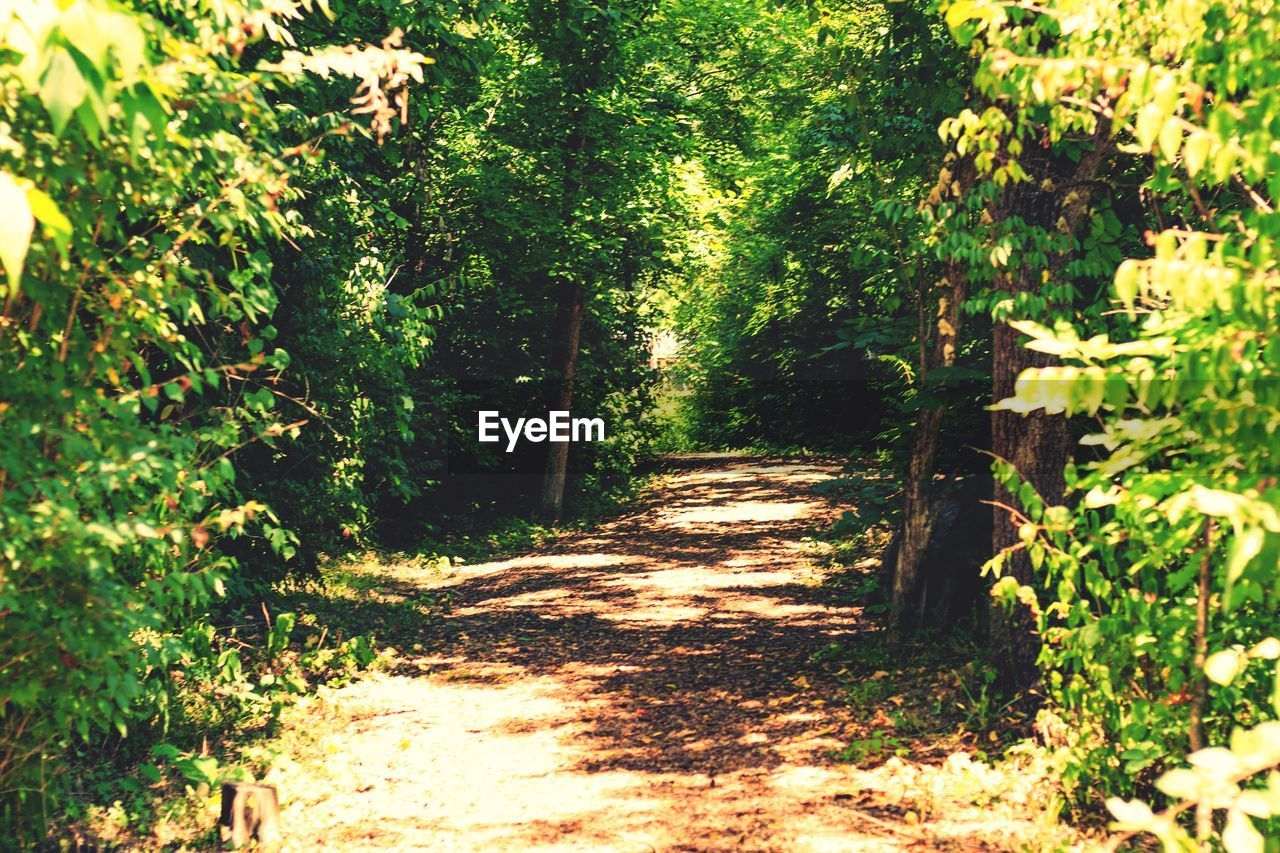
672,0,1280,844
668,0,968,453
0,0,716,838
4,0,1280,846
954,0,1280,843
0,0,427,831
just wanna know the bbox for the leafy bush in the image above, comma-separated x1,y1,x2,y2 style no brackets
956,0,1280,841
0,0,423,836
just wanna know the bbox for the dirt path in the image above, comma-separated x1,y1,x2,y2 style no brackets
269,457,1059,851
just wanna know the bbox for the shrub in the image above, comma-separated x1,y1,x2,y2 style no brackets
964,0,1280,841
0,0,423,836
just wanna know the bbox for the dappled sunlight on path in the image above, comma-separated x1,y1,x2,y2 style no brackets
273,457,1060,851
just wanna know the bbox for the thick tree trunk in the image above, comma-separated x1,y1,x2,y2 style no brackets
889,156,975,634
988,127,1112,687
989,324,1073,683
540,280,584,519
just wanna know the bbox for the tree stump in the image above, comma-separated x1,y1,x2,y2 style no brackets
219,781,281,849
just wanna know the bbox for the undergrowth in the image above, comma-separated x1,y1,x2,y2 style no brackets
57,554,460,849
810,477,1091,850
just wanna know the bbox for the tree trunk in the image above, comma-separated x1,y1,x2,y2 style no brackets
540,279,583,518
538,7,599,520
989,321,1073,684
988,126,1112,687
889,272,965,631
889,156,975,634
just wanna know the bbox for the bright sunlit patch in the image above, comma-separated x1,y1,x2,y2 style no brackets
662,501,814,525
462,552,643,577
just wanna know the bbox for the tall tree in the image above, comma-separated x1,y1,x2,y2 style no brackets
524,0,677,518
537,0,608,518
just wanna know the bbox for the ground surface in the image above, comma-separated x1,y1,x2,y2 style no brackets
266,456,1071,851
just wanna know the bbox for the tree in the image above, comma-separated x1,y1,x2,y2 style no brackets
958,0,1280,836
889,154,981,632
508,0,681,518
535,0,609,518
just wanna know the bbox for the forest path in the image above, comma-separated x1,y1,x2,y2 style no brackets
270,457,1029,851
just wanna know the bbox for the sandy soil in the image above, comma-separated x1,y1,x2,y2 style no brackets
267,457,1061,851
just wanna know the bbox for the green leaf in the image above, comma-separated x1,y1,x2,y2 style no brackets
1183,132,1211,177
1250,638,1280,660
1205,649,1244,686
1106,797,1156,830
122,83,168,141
59,1,113,75
1223,808,1264,853
0,173,34,296
103,9,148,77
1190,487,1247,519
1225,527,1264,608
1157,118,1182,162
176,755,220,786
26,187,72,254
1114,260,1139,310
1156,768,1201,800
77,66,110,134
39,47,90,136
1134,102,1164,150
1212,145,1238,182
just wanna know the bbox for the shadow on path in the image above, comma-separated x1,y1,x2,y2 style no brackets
416,459,864,783
275,457,1039,851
